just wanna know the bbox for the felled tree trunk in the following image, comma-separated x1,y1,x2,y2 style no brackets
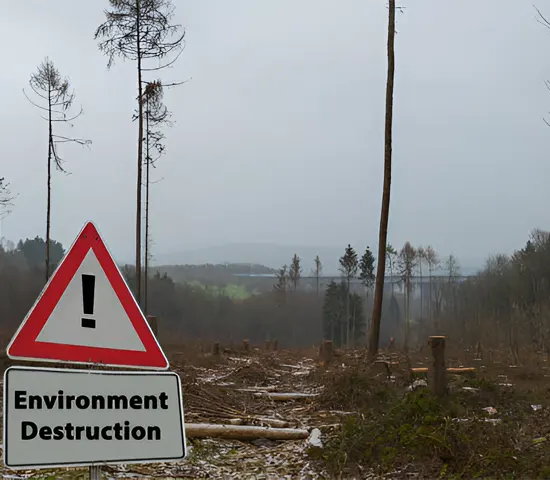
185,423,309,440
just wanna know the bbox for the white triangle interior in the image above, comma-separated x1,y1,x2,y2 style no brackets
36,249,146,351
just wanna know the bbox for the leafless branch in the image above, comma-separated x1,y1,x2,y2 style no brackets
535,5,550,28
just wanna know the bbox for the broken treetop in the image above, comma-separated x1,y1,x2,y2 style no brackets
6,221,169,370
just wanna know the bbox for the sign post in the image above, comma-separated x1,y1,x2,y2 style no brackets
4,222,187,478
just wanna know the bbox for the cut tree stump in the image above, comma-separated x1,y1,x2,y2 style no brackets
429,335,447,397
319,340,333,363
185,423,309,440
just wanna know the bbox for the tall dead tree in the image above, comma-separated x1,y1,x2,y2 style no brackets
313,255,323,297
399,242,417,351
424,246,439,327
135,80,171,314
368,0,396,360
95,0,185,306
24,57,91,281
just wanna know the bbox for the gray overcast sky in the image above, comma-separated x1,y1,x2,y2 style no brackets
1,0,549,266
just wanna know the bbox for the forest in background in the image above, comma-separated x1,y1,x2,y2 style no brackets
1,228,549,362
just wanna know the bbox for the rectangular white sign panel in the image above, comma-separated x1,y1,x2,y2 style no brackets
3,367,187,469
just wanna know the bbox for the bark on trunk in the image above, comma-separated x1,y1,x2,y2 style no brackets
135,0,143,307
368,0,396,360
46,86,52,282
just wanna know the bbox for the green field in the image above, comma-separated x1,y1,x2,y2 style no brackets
185,280,253,300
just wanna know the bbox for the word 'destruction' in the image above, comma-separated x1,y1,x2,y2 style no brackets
15,390,170,441
4,367,187,469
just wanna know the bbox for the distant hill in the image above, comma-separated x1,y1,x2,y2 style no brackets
153,262,275,286
152,243,350,275
152,242,482,277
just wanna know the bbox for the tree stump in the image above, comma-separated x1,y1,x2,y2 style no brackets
147,315,158,337
428,336,447,397
320,340,333,364
243,339,250,352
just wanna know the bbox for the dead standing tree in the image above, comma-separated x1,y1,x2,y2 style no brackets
313,255,323,297
94,0,185,307
368,0,396,360
399,242,417,351
24,57,91,281
134,80,172,314
424,245,440,328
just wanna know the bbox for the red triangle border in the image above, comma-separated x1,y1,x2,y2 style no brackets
7,222,169,370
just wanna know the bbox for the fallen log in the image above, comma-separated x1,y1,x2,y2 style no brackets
226,417,290,428
235,386,278,393
184,423,309,440
253,392,319,401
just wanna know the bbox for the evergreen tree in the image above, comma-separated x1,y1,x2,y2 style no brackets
339,244,359,347
359,246,376,333
322,280,365,348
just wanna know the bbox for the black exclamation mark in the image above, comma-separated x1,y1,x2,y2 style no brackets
81,274,96,329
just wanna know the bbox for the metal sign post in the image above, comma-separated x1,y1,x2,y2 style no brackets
89,465,101,479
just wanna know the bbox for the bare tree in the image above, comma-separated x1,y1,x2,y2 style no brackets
137,80,172,314
444,253,461,338
313,255,323,297
24,57,91,281
399,242,417,351
273,265,289,306
424,245,439,327
368,0,396,360
95,0,185,306
417,246,425,320
386,243,398,297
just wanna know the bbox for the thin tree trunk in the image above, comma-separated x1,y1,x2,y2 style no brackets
46,86,52,282
390,258,395,297
368,0,395,361
144,102,150,315
316,271,319,297
404,279,410,352
419,261,423,321
429,265,433,327
135,0,143,307
365,287,369,337
346,278,350,347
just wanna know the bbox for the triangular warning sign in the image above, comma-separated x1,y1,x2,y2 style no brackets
6,221,169,370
